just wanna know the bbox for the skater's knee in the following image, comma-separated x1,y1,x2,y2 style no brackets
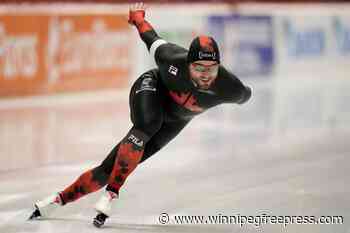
92,166,110,184
124,127,155,148
99,144,120,175
140,142,161,163
133,118,162,139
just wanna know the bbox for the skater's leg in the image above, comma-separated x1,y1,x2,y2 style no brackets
57,117,189,206
61,70,162,206
68,118,189,208
140,119,190,163
106,71,164,195
92,119,189,226
29,144,121,219
59,144,120,204
94,70,163,225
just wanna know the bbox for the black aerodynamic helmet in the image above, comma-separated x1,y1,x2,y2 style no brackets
187,35,220,64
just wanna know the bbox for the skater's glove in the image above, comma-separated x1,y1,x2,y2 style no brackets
128,2,147,26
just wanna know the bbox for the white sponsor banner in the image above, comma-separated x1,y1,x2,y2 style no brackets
274,15,331,79
0,25,38,79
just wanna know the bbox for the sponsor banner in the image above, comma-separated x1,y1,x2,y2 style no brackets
0,15,49,96
47,15,131,93
332,16,350,56
275,14,350,79
282,16,326,58
280,14,350,59
207,14,274,78
0,13,131,97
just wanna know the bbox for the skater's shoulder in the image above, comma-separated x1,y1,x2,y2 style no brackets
155,42,188,64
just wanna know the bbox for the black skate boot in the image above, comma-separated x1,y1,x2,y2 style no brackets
93,212,109,228
28,205,42,220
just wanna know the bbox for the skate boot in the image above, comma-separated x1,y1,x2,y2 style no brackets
28,193,63,220
93,190,118,228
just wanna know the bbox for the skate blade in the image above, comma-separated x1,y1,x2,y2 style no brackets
93,213,108,228
93,218,104,228
28,209,42,220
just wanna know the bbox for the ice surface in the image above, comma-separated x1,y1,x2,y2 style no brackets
0,91,349,233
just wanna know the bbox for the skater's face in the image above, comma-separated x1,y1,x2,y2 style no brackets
189,60,219,89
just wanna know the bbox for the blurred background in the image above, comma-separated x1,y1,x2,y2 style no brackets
0,1,349,233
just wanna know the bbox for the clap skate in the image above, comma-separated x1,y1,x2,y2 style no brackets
93,190,118,228
28,193,63,220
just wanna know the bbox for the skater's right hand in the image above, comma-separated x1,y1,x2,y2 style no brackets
128,2,147,26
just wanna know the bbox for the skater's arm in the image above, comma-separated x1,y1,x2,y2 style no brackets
237,85,252,104
129,3,187,67
219,67,252,104
128,3,166,53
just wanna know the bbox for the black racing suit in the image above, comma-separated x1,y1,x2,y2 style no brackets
59,21,251,204
128,41,252,162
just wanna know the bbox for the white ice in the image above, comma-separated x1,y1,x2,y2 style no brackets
0,90,349,233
